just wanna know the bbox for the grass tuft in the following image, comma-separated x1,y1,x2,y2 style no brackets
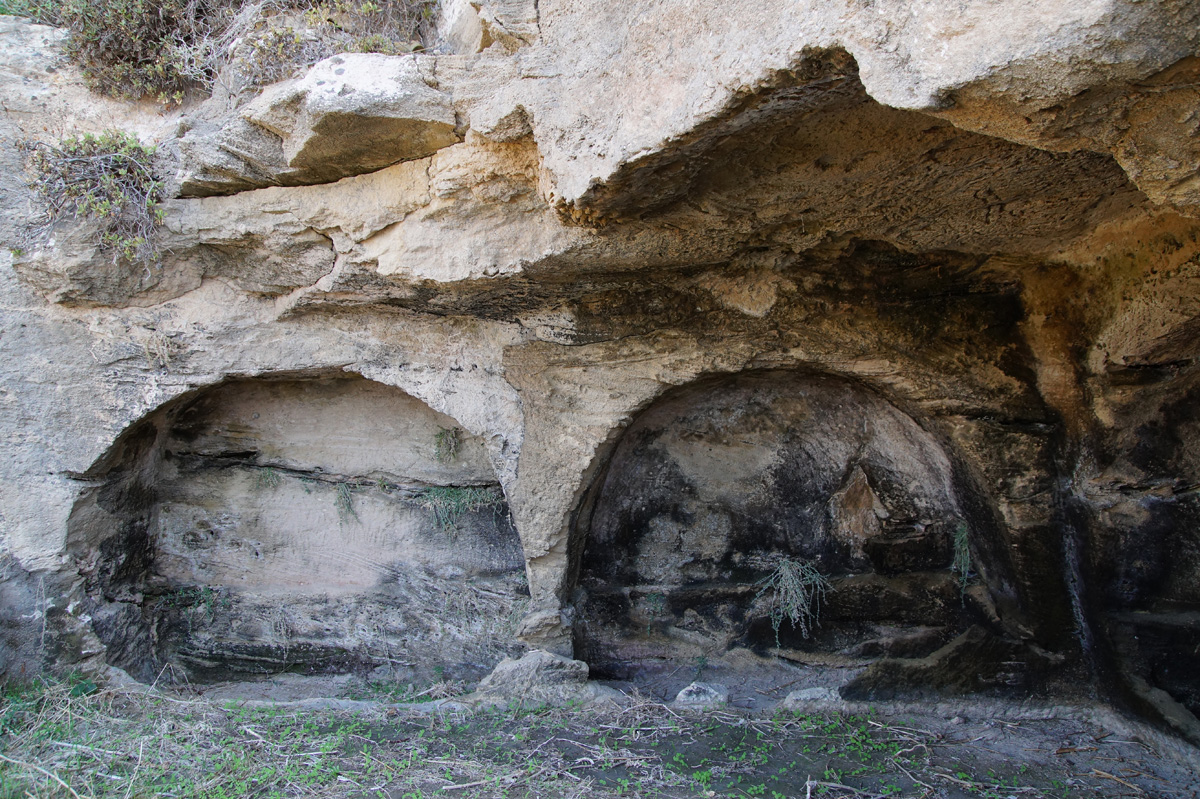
952,521,972,593
433,425,462,463
419,485,501,533
255,465,282,489
161,585,230,623
335,480,358,522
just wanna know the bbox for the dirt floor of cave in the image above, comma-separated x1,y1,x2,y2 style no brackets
2,673,1199,798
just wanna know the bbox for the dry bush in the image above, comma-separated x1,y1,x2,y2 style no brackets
754,555,832,644
22,130,165,265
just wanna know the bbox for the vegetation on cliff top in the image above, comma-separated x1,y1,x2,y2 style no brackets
1,0,439,103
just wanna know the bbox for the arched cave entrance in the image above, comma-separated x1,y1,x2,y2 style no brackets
574,371,991,695
65,374,528,685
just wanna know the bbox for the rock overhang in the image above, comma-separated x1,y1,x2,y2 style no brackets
2,0,1200,747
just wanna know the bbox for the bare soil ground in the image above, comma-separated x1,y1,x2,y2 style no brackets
1,673,1197,798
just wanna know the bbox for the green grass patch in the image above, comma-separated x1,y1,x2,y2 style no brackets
0,677,1176,798
419,485,502,532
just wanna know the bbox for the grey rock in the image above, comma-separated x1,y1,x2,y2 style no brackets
178,53,460,196
2,1,1200,743
476,650,591,704
784,687,840,705
673,681,729,708
245,54,459,175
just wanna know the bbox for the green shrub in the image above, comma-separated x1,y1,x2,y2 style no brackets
236,24,336,87
755,556,832,646
350,32,421,54
23,130,165,265
13,0,242,103
303,0,437,47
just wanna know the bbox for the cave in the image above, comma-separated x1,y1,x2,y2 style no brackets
573,371,1005,692
62,374,528,685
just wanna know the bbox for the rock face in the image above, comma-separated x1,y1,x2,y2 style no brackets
575,372,971,676
64,375,527,683
179,54,461,196
2,0,1200,745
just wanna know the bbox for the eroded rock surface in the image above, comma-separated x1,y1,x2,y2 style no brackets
178,53,460,196
60,375,527,684
575,372,974,678
2,0,1200,749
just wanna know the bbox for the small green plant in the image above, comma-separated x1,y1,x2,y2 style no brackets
419,486,500,532
755,556,832,646
256,466,282,488
350,32,420,54
23,130,165,265
336,480,359,522
163,585,229,622
644,592,667,614
433,426,462,463
952,521,972,592
67,676,99,698
641,591,667,634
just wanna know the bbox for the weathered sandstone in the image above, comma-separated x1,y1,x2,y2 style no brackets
1,0,1200,746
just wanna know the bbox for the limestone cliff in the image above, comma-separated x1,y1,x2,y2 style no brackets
1,0,1199,744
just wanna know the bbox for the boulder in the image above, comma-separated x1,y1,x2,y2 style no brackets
476,649,590,703
246,54,459,176
673,681,729,709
